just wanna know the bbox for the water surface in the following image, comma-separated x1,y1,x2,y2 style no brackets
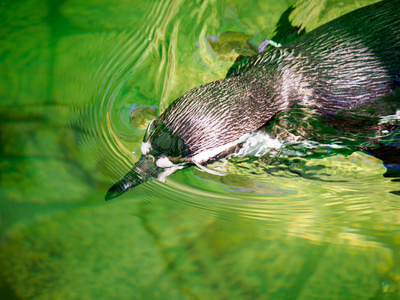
1,0,399,299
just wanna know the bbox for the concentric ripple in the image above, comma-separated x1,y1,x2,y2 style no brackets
71,0,400,239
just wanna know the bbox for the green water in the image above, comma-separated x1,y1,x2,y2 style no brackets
1,0,399,299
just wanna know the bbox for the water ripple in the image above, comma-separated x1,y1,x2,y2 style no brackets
70,0,400,239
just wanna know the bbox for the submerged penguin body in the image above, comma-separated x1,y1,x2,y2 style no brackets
106,0,400,200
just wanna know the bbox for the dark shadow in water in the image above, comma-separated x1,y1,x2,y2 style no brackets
258,87,400,193
0,280,19,300
322,88,400,194
229,6,304,70
271,5,306,45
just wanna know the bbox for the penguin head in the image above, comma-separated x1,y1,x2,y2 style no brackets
105,77,265,200
105,119,191,200
140,119,192,162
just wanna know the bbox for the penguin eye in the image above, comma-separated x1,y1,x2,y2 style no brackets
142,121,192,158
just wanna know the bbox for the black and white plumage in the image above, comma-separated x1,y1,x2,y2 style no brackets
106,0,400,200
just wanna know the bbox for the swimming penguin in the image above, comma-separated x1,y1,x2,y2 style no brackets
106,0,400,200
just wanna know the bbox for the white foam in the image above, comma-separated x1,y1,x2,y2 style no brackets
192,134,251,164
299,140,344,149
235,132,282,157
233,131,346,158
379,109,400,124
194,162,227,176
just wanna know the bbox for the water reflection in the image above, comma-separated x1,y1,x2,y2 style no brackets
77,0,400,218
1,0,399,298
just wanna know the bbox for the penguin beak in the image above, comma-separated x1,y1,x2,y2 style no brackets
105,155,160,201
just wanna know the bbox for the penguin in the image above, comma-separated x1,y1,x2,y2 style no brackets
105,0,400,200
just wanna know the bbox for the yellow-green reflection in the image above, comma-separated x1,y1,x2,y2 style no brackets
0,0,399,299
